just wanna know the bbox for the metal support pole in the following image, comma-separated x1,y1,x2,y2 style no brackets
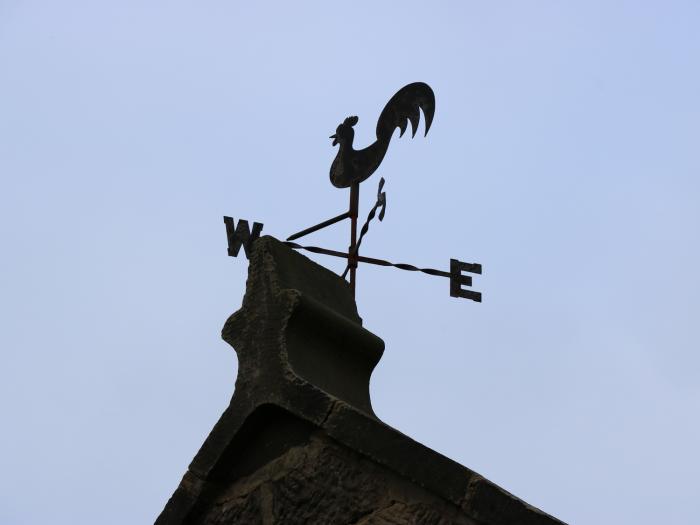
286,210,351,241
348,182,360,296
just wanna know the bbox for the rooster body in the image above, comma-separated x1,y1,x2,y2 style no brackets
329,82,435,188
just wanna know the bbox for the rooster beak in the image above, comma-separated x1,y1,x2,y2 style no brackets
330,134,338,146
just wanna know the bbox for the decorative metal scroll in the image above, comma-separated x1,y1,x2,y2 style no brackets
224,83,482,303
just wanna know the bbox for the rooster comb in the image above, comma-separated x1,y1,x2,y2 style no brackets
343,116,359,127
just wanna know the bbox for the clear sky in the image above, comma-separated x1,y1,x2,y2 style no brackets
1,2,699,524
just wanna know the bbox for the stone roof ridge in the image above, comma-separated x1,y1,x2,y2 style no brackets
156,236,567,525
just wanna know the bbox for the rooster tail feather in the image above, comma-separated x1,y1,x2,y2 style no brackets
375,82,435,143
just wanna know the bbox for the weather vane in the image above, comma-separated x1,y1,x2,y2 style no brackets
224,82,482,302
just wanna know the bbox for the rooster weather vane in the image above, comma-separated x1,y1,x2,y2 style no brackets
224,82,482,302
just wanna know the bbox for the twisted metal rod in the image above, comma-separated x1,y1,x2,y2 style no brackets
283,241,464,280
341,178,386,279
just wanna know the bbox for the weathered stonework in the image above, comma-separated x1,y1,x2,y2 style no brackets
189,427,476,525
156,237,566,525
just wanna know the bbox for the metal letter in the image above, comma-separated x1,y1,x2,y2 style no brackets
223,216,263,259
450,258,482,302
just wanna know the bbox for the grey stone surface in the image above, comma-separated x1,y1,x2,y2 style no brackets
156,237,566,525
187,430,476,525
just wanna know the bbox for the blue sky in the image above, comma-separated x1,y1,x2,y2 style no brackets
1,2,699,524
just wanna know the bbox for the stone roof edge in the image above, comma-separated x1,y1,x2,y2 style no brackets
157,396,566,525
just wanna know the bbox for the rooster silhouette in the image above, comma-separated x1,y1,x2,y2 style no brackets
329,82,435,188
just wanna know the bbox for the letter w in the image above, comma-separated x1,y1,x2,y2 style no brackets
223,216,264,259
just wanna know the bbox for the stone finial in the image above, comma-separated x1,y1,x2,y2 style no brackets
222,235,384,418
